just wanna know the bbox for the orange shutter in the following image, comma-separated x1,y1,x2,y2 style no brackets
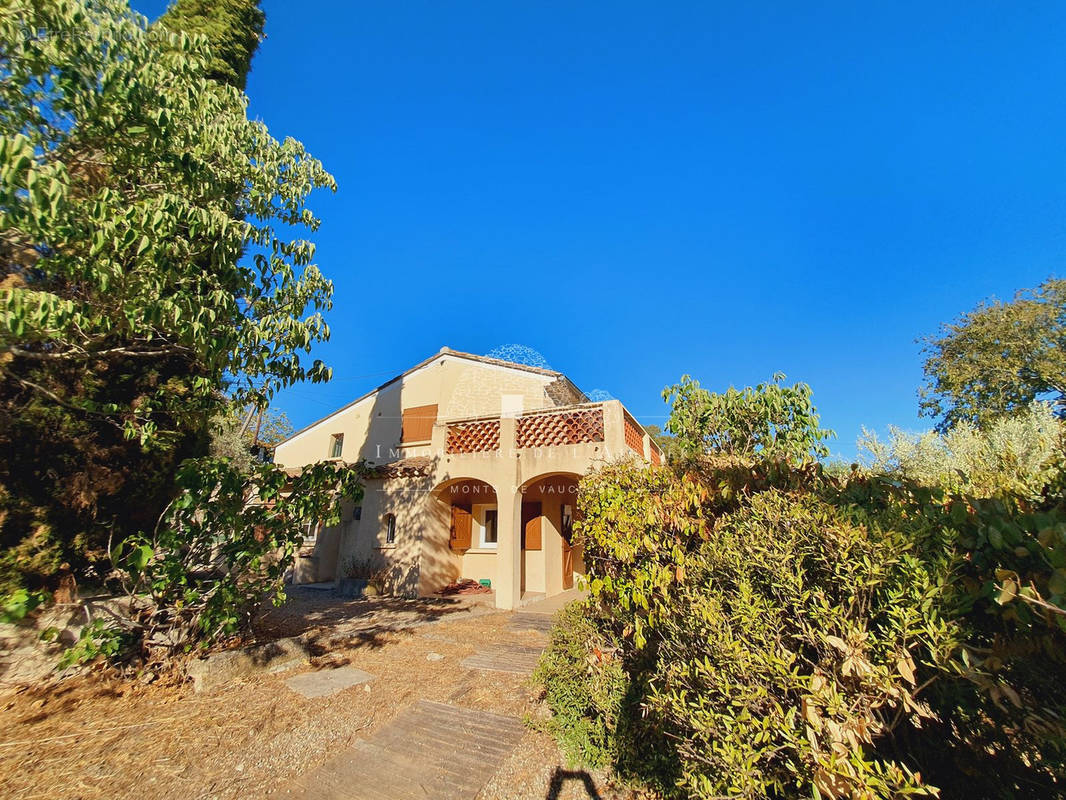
522,502,542,551
450,504,472,550
402,404,438,443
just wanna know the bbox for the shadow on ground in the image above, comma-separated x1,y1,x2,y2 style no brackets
546,768,603,799
253,585,496,653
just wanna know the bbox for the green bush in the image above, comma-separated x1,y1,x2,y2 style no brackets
858,402,1063,500
533,603,632,770
647,489,955,798
537,456,1066,799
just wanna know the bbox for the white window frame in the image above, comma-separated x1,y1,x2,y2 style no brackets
303,520,321,544
474,503,499,549
329,433,344,458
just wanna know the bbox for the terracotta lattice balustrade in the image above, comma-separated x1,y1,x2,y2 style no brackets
623,412,645,456
516,407,604,448
445,419,501,453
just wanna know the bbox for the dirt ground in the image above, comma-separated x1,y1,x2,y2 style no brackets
0,589,629,800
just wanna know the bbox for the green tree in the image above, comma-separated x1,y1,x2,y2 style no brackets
663,373,833,462
158,0,265,90
0,0,335,593
209,405,294,473
920,278,1066,431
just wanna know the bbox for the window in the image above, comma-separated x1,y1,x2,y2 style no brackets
474,505,498,548
561,504,573,542
482,508,498,546
353,506,362,521
329,433,344,458
303,520,320,542
384,513,396,544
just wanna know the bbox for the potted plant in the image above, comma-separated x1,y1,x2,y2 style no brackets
338,557,371,598
338,556,390,598
364,561,391,597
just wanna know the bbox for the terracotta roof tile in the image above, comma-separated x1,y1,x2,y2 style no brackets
370,456,434,479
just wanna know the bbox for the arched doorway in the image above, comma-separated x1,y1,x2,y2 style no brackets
518,473,582,597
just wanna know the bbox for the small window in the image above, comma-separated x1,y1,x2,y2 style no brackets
483,508,498,545
353,506,362,521
303,520,320,542
329,433,344,458
384,513,396,544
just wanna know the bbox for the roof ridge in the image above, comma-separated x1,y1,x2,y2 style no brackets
441,347,561,377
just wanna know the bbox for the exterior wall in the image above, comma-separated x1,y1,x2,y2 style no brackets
274,353,563,470
358,475,453,596
459,551,497,587
292,500,354,584
277,349,654,607
523,549,545,594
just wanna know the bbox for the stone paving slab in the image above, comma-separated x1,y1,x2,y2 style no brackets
276,700,526,800
460,643,544,674
284,666,375,698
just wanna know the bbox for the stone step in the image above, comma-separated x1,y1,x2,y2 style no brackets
275,700,526,800
460,645,544,674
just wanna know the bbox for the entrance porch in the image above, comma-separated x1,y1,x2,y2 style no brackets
433,473,584,610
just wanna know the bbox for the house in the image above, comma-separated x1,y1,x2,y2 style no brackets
272,347,662,610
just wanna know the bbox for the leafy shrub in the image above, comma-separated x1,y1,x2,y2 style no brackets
539,455,1066,798
565,461,957,798
0,587,50,623
110,458,363,660
52,619,134,670
664,373,834,462
533,603,632,770
648,489,955,798
858,402,1063,499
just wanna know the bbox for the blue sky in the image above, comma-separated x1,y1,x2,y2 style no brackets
134,1,1064,459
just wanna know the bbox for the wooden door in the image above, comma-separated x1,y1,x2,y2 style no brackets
450,504,472,550
521,501,542,551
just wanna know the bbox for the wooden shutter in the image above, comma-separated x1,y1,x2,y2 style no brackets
401,404,437,443
450,504,472,550
521,501,542,551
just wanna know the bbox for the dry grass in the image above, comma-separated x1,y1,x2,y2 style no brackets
0,591,629,800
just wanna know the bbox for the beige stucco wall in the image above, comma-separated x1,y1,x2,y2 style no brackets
459,551,497,586
273,353,563,469
277,349,650,608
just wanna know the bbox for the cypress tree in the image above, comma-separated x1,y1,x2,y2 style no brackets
158,0,265,89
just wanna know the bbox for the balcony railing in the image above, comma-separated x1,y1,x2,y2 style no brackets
445,418,501,454
441,401,663,463
516,406,604,448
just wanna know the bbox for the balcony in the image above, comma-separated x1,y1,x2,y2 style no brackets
433,400,661,464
